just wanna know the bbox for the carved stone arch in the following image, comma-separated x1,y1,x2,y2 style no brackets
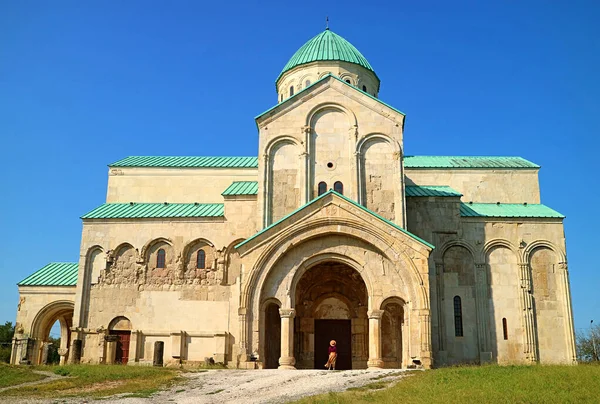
242,219,428,315
264,135,302,158
299,73,316,89
108,316,132,331
31,300,75,340
139,237,173,263
523,240,566,264
108,242,136,263
182,237,215,275
287,252,374,309
483,238,520,264
306,102,357,128
224,238,246,285
438,239,478,263
356,133,401,155
380,296,408,310
318,71,333,79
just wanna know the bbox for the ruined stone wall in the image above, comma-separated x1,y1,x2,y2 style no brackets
361,138,397,221
405,169,540,204
74,218,252,365
269,141,301,223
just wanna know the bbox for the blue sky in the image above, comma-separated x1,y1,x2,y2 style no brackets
1,1,597,335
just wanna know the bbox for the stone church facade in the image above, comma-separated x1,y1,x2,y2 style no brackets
11,29,576,369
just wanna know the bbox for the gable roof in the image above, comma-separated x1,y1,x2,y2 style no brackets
236,190,434,250
18,262,79,287
257,74,405,121
82,203,224,219
109,156,258,168
460,203,564,218
405,185,462,197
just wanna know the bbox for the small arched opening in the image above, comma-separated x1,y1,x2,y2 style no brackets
30,301,74,365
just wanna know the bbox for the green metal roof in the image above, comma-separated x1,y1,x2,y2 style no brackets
236,190,434,250
460,203,564,218
222,181,258,196
107,155,537,170
18,262,78,287
277,29,376,84
257,73,404,120
404,156,539,169
405,185,462,197
109,156,258,168
82,203,224,219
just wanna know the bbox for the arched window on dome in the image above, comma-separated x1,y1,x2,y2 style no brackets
197,250,206,269
157,249,166,269
333,181,343,195
318,182,327,196
345,79,351,84
289,86,294,96
305,80,311,87
362,85,367,92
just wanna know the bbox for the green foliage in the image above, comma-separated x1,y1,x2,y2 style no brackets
576,323,600,362
0,363,46,388
0,364,180,399
295,365,600,404
45,336,61,365
0,322,15,363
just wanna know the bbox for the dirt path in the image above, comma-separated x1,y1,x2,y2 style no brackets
117,368,410,404
0,370,65,394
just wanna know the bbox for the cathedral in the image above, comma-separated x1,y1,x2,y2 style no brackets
11,29,576,369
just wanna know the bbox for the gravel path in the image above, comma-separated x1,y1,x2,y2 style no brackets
118,369,411,404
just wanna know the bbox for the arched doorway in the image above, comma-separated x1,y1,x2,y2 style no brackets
381,298,406,368
30,301,74,365
108,316,132,364
294,262,368,369
264,302,281,369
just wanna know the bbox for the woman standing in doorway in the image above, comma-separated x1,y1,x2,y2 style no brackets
324,340,337,370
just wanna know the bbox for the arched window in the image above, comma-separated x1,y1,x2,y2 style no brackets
502,318,508,340
345,79,351,84
305,80,311,87
197,250,206,269
289,86,294,96
362,85,367,92
318,182,327,196
157,249,166,268
333,181,343,195
453,296,463,337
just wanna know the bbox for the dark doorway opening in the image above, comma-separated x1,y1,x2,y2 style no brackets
265,303,281,369
110,330,131,364
314,319,352,370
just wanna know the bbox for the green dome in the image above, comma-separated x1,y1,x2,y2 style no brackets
277,29,376,83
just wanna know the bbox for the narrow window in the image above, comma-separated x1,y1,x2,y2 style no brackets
289,86,294,96
345,79,351,84
305,80,311,87
333,181,343,195
502,318,508,340
318,181,327,196
157,248,166,268
197,250,206,269
453,296,463,337
362,85,367,92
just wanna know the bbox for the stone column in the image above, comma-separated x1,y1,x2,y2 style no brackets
129,330,139,364
558,262,577,363
519,263,538,362
475,263,492,362
367,309,384,369
58,348,68,365
419,310,432,368
105,335,118,365
238,308,249,362
278,308,296,369
434,262,446,360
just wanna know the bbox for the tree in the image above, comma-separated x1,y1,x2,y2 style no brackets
0,321,15,363
577,322,600,362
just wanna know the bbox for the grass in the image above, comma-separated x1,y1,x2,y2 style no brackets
295,364,600,404
0,364,180,399
0,364,47,388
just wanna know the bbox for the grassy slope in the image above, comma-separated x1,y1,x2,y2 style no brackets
0,364,46,388
0,364,180,399
297,364,600,404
